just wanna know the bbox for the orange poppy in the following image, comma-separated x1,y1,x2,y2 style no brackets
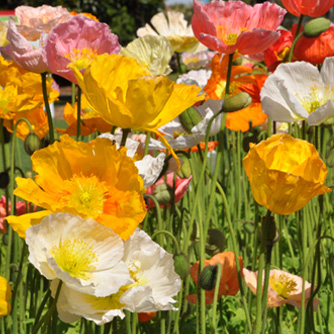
187,251,243,305
204,54,267,132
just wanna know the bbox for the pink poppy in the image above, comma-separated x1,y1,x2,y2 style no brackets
0,5,71,73
281,0,334,17
191,0,286,55
0,19,48,73
146,173,192,209
15,5,71,40
243,268,320,310
43,15,121,84
0,195,37,234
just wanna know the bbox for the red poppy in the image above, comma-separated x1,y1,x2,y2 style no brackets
293,24,334,65
281,0,334,17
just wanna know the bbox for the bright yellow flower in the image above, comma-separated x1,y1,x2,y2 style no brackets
0,276,11,318
0,55,58,119
8,135,146,240
70,53,204,166
243,134,331,215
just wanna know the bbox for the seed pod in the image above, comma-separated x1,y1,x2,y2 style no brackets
223,92,252,113
24,133,41,156
179,107,202,133
153,183,173,205
173,252,189,280
304,18,331,38
199,265,218,290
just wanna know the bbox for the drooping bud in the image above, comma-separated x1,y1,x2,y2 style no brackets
177,156,191,179
179,107,202,133
304,18,331,38
223,92,252,113
173,252,189,280
199,265,218,290
24,133,41,156
153,183,173,205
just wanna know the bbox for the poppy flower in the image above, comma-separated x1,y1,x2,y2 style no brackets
137,11,200,53
50,229,181,325
0,5,71,73
0,276,12,317
187,252,243,305
26,212,131,297
281,0,334,17
260,57,334,125
293,24,334,65
7,135,146,240
264,29,294,71
192,0,286,55
243,268,320,310
243,134,331,215
44,15,121,84
121,35,173,76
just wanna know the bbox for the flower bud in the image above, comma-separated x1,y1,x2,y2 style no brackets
177,156,191,179
223,92,252,113
173,252,189,280
199,265,218,290
24,134,41,156
153,183,173,205
304,18,331,38
179,107,202,133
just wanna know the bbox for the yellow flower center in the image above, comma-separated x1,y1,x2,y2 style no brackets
216,26,247,46
65,48,98,71
269,273,297,299
62,174,108,218
50,238,98,280
297,85,334,114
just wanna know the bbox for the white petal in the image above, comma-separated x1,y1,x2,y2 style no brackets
135,153,166,188
321,57,334,86
308,100,334,126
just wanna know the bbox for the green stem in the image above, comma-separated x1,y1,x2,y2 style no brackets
211,264,222,333
144,131,151,156
151,230,181,253
120,128,131,147
77,86,82,141
224,53,234,99
176,52,183,74
41,72,54,144
32,281,63,334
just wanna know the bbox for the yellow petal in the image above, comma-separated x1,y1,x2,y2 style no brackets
6,210,51,239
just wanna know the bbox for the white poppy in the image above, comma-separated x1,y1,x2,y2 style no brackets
50,229,181,324
260,57,334,126
26,213,131,297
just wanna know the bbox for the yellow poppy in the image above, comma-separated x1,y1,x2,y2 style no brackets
0,276,11,318
8,135,146,240
243,134,331,215
69,54,204,167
